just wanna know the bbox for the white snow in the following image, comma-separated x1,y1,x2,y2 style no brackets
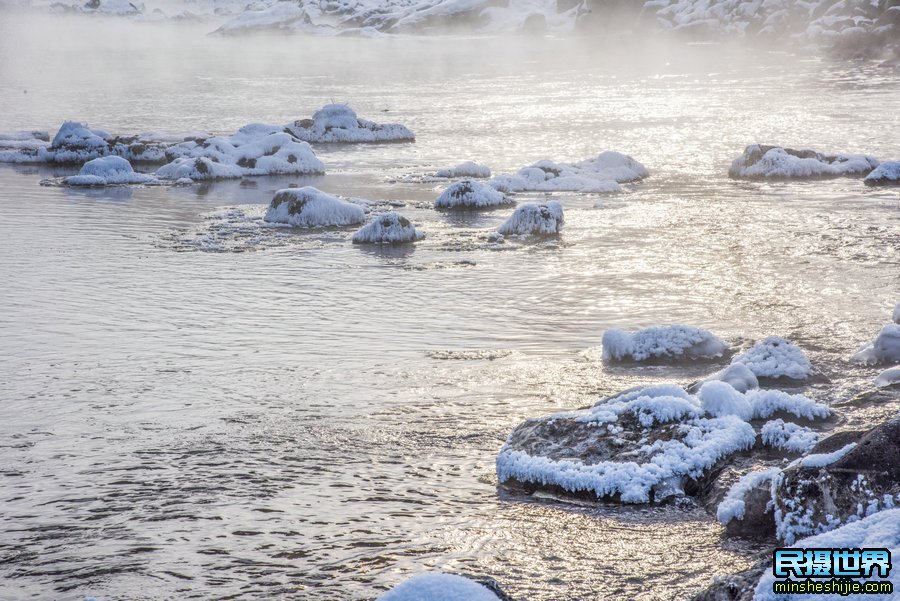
731,336,812,380
699,382,830,422
729,144,879,179
376,573,501,601
488,151,648,193
435,161,491,179
63,156,158,186
434,179,512,209
352,212,424,244
864,160,900,185
601,325,727,362
797,442,856,469
761,419,819,453
698,381,753,421
284,104,415,143
850,324,900,366
263,187,366,228
700,363,759,393
497,201,564,236
874,367,900,388
716,468,780,525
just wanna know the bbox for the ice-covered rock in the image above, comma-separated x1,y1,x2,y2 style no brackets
760,419,819,454
697,363,759,393
352,213,424,244
434,179,512,209
377,573,504,601
263,187,366,227
497,201,563,236
284,104,414,143
730,336,812,380
716,468,780,537
489,151,648,193
82,0,142,14
601,324,727,363
864,160,900,185
698,381,753,421
699,382,830,422
874,367,900,388
850,323,900,366
63,156,158,186
435,161,491,179
728,144,879,179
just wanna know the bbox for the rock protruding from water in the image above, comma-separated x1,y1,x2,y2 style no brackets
435,161,491,179
352,212,424,244
285,104,414,143
264,187,366,228
865,160,900,185
728,144,879,179
63,156,158,186
601,325,728,363
851,323,900,366
489,151,648,193
730,336,812,381
434,179,512,209
497,201,564,236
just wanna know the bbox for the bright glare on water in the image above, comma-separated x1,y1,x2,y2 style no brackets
0,13,898,601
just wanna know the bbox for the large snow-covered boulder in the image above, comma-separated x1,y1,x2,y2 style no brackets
352,213,424,244
728,144,879,179
434,179,512,209
601,324,728,363
377,573,506,601
285,104,414,143
63,156,158,186
730,336,812,380
497,201,563,236
489,151,648,193
850,323,900,366
435,161,491,179
865,160,900,185
264,187,365,227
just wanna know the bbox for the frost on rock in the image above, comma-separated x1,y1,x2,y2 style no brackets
864,160,900,185
352,212,424,244
156,124,324,180
698,363,759,393
497,201,564,236
761,419,819,454
284,104,414,143
489,151,648,193
435,161,491,179
850,324,900,366
263,187,365,228
601,324,727,363
698,382,831,422
730,336,812,380
63,156,158,186
728,144,879,179
874,367,900,389
716,468,780,526
376,573,502,601
434,179,512,209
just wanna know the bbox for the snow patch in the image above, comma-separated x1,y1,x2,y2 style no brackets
601,324,727,362
352,212,424,244
864,160,900,185
731,336,812,380
761,419,819,453
285,104,414,143
434,179,512,209
264,187,366,227
700,363,759,393
435,161,491,179
488,151,648,193
729,144,879,179
497,201,564,236
850,324,900,366
63,156,158,186
376,573,501,601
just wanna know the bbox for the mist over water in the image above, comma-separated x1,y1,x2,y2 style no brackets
0,10,899,601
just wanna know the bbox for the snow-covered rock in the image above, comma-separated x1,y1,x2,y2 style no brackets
284,104,414,143
489,151,648,193
601,324,727,363
263,187,366,227
435,161,491,179
699,382,830,422
760,419,819,453
716,468,780,534
63,156,158,186
377,573,503,601
697,363,759,393
82,0,142,15
434,179,512,209
728,144,879,179
864,160,900,185
352,212,424,244
850,323,900,366
874,367,900,388
497,201,563,236
730,336,812,380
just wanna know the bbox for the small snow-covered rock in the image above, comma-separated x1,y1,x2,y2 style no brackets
263,187,365,228
489,151,647,193
716,468,780,536
698,381,753,421
698,363,759,393
42,120,110,163
435,161,491,179
851,323,900,366
434,179,512,209
874,367,900,388
864,160,900,185
601,324,727,363
761,419,819,453
728,144,879,179
497,201,563,236
699,382,830,422
352,213,424,244
285,103,414,143
731,336,812,380
82,0,141,15
377,573,503,601
63,156,158,186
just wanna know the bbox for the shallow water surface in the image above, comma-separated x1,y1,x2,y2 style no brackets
0,14,899,601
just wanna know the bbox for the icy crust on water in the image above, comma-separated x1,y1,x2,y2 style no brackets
728,144,879,179
488,151,648,193
63,156,158,186
761,419,820,453
864,161,900,185
730,336,812,380
284,104,414,143
601,324,727,363
497,201,563,236
264,187,366,228
434,179,512,209
352,212,423,244
377,573,502,601
755,508,900,601
435,161,491,179
851,324,900,366
716,468,780,525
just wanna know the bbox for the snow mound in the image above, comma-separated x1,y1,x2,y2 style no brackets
376,573,502,601
434,179,512,209
601,324,727,362
435,161,491,179
352,212,424,244
755,508,900,601
497,201,564,236
698,381,753,421
864,160,900,185
728,144,879,179
850,324,900,366
63,156,158,186
156,124,323,180
264,187,366,228
731,336,812,380
489,151,648,193
699,382,831,422
761,419,819,453
874,367,900,388
285,104,414,143
716,468,780,525
700,363,759,393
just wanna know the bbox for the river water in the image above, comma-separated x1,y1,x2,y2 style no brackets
0,13,898,601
